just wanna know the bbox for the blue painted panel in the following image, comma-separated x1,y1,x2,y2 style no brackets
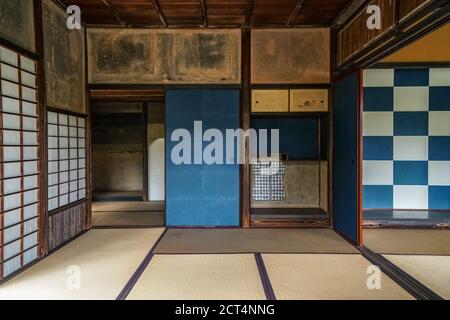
430,87,450,111
394,161,428,185
429,186,450,210
429,137,450,161
363,185,393,209
166,89,240,227
333,72,360,243
363,137,393,160
251,118,319,159
363,87,393,111
394,68,429,87
394,112,428,136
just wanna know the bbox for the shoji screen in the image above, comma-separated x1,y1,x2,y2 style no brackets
47,111,86,212
0,46,40,279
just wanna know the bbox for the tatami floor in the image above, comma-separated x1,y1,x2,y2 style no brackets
0,228,421,300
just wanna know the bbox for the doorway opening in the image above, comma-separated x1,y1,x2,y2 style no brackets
91,100,165,227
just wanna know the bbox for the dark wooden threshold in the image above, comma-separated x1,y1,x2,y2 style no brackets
358,246,444,300
251,207,329,228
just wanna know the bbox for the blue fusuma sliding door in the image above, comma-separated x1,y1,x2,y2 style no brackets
333,72,360,243
166,89,240,227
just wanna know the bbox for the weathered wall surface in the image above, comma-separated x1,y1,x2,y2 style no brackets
87,28,241,84
0,0,35,52
251,28,330,84
43,0,85,113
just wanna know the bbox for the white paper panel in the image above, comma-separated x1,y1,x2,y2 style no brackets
79,188,86,199
23,161,38,175
2,96,20,113
78,138,85,148
79,178,86,189
23,146,38,160
48,185,58,198
23,247,38,266
78,128,85,138
48,160,58,173
3,146,21,161
1,80,19,98
3,113,20,129
69,149,77,159
48,197,58,211
70,159,78,169
20,56,35,73
3,129,21,145
58,113,68,125
3,240,21,261
48,124,58,136
48,173,58,186
1,63,19,82
3,208,21,228
59,137,68,148
0,46,18,66
4,162,21,178
48,136,58,148
23,116,37,131
79,148,86,159
22,101,37,116
69,126,77,137
59,160,69,171
24,189,38,205
78,117,85,128
21,71,36,88
23,218,38,234
59,149,68,160
78,169,86,179
3,177,21,195
3,193,21,211
24,203,38,220
23,131,37,145
79,158,86,168
59,125,68,136
60,172,69,183
48,112,58,124
69,116,77,126
60,182,69,194
59,194,69,206
23,232,38,251
3,225,21,244
48,148,58,161
24,175,38,190
70,191,78,203
3,255,21,277
70,170,78,181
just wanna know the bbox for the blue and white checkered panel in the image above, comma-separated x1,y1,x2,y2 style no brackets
363,68,450,210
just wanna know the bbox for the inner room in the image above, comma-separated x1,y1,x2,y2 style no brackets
91,100,165,227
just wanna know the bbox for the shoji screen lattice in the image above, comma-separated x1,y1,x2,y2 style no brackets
0,46,40,279
47,111,86,212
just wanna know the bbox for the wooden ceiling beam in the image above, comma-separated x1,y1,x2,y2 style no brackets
332,0,368,29
244,0,255,27
151,0,168,28
200,0,208,27
101,0,127,27
287,0,306,27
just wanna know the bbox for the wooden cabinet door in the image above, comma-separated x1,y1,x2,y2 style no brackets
251,90,289,113
290,89,329,112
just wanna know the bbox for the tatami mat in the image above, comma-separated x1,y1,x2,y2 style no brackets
384,255,450,299
262,254,414,300
93,211,165,227
0,228,164,300
155,229,358,254
92,201,165,212
364,229,450,255
127,254,266,300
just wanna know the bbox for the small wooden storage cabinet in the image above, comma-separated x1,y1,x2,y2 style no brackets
251,90,289,112
251,89,328,113
290,89,328,113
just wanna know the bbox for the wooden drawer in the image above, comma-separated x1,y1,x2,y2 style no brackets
251,90,289,113
290,89,328,112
